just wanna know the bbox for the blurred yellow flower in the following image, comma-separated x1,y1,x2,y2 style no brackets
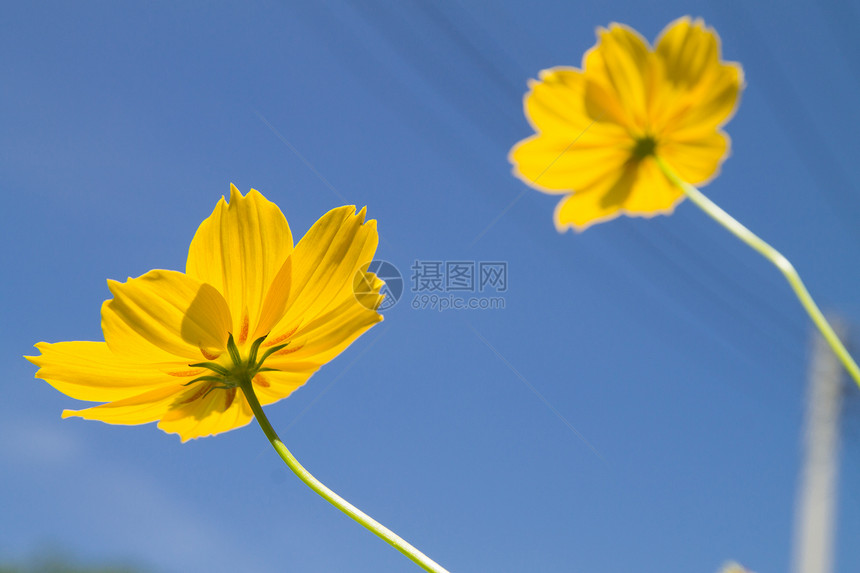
509,16,743,231
29,185,383,441
718,562,754,573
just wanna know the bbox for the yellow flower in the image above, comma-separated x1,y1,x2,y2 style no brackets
509,16,743,231
28,185,384,441
719,562,754,573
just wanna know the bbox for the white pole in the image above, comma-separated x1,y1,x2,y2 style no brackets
791,319,846,573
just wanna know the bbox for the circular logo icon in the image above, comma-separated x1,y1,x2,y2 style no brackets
353,260,403,311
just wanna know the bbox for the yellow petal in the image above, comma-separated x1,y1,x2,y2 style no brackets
553,163,639,231
102,269,232,363
523,68,590,133
671,62,742,136
270,206,381,337
583,24,652,129
654,17,743,134
619,156,684,215
352,270,386,313
509,133,630,194
553,157,683,232
63,385,184,426
158,386,254,442
523,68,632,138
660,130,729,185
27,341,181,402
185,185,294,339
249,370,315,405
253,254,292,340
265,294,383,371
656,17,718,89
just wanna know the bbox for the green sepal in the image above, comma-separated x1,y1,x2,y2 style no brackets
188,362,231,376
247,335,267,367
226,333,243,367
256,343,290,369
183,375,225,386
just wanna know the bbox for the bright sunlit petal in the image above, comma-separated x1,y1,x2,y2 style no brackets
270,205,381,339
102,270,232,362
27,341,180,402
62,385,185,426
186,184,294,337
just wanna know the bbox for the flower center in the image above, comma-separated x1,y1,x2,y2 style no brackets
631,135,657,160
184,333,288,395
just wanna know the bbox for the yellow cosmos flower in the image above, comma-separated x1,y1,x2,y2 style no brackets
718,563,754,573
28,185,384,441
509,16,743,231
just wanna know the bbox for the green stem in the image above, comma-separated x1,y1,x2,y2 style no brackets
237,375,450,573
655,156,860,389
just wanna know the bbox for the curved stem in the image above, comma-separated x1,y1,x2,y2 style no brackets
237,375,450,573
655,156,860,389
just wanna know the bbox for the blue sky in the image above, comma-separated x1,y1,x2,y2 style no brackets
4,1,860,572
